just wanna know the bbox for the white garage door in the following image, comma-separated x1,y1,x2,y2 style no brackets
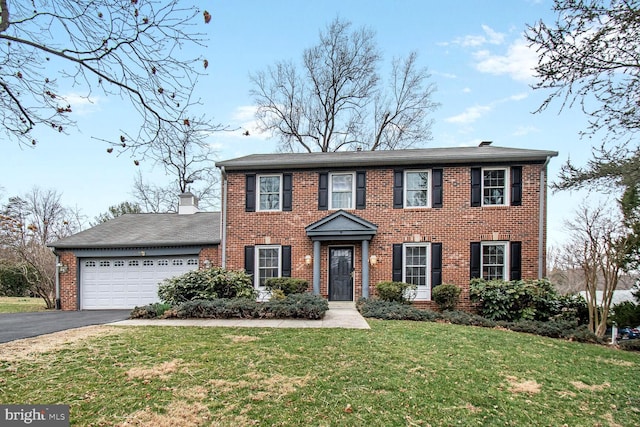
80,256,199,309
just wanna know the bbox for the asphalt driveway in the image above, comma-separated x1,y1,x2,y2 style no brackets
0,310,130,343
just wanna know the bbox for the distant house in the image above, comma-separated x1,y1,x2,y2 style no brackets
50,142,557,310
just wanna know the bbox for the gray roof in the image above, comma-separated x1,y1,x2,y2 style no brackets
216,145,558,171
49,212,220,250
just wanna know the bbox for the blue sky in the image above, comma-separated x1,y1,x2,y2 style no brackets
0,0,604,247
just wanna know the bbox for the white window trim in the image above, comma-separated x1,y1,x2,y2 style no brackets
402,243,431,301
255,245,282,289
329,172,356,210
404,169,431,208
481,167,509,207
480,241,509,281
256,174,283,212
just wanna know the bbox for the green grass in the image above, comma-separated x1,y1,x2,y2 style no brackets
1,320,639,426
0,296,46,313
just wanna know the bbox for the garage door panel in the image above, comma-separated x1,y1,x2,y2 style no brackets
81,256,198,309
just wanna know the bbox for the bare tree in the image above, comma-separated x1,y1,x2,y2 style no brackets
563,202,628,337
0,188,81,308
131,117,221,212
0,0,211,150
250,17,438,153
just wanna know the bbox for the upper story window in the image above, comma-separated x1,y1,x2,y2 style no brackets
330,172,355,210
258,175,282,211
404,170,431,208
471,167,521,207
246,173,292,212
483,168,508,206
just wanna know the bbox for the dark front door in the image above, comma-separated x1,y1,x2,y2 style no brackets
329,247,354,301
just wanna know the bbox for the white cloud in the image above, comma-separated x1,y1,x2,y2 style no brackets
445,93,529,125
474,38,538,83
462,87,472,93
512,125,540,137
228,105,268,139
445,104,493,124
60,93,101,115
454,25,506,47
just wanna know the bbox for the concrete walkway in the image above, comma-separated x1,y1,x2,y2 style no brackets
111,302,370,330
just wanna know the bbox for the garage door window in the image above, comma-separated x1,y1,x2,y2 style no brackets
143,260,154,266
114,261,125,267
128,260,139,267
99,261,110,267
158,260,168,266
187,259,198,266
173,259,184,266
85,261,96,267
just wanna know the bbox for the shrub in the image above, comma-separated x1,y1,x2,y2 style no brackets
470,278,565,322
130,302,172,319
554,293,589,325
173,294,328,320
618,339,640,352
0,263,31,297
610,301,640,328
265,277,309,295
264,293,329,319
375,281,417,304
440,310,496,328
431,284,461,311
358,299,439,321
157,267,256,305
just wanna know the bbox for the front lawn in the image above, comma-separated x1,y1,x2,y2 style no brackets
0,297,46,313
1,321,639,426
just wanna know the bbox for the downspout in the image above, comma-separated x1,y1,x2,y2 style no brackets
220,166,228,268
54,252,61,309
538,156,552,278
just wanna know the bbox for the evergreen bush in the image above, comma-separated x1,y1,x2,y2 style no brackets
431,284,461,311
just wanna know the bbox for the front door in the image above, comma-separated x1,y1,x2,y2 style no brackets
329,247,354,301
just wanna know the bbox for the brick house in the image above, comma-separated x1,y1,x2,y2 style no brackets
216,143,557,310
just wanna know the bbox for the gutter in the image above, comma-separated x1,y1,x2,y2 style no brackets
54,252,61,310
538,156,552,278
220,166,228,268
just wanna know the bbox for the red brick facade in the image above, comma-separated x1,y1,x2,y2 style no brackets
222,164,549,310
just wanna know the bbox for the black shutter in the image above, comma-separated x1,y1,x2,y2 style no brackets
245,174,256,212
282,173,293,211
356,171,366,209
281,245,292,277
244,246,255,277
470,242,481,279
318,172,328,210
392,244,403,282
431,242,442,287
510,241,522,280
470,168,481,207
432,168,443,208
511,166,522,206
393,170,404,209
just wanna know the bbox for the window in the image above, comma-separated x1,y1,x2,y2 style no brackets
392,243,442,301
128,260,139,267
256,246,281,288
481,242,508,280
187,259,199,266
403,244,429,286
330,172,355,209
157,260,169,266
85,261,96,267
143,260,154,266
99,261,110,267
404,171,430,208
172,259,184,266
114,260,125,267
257,175,281,211
482,168,508,206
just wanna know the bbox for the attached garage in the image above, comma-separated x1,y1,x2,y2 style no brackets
49,194,221,310
80,256,199,309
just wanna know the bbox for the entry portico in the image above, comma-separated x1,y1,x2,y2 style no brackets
305,210,378,301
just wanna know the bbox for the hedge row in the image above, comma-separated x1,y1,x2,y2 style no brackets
357,298,602,345
131,293,329,320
